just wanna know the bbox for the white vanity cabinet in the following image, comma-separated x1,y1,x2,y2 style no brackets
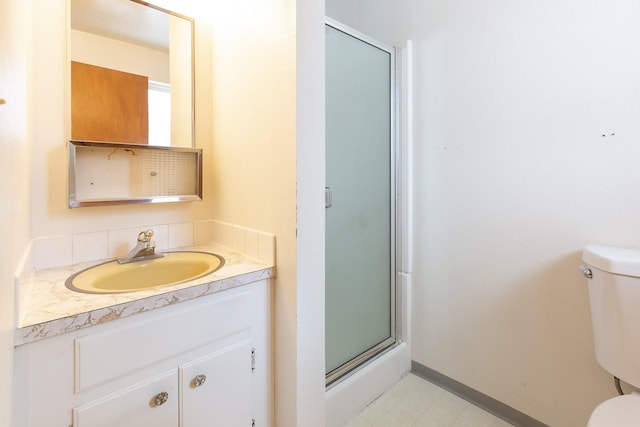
13,280,271,427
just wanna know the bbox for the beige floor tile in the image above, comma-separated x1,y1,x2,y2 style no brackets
344,374,514,427
411,392,468,426
491,417,515,427
452,404,501,427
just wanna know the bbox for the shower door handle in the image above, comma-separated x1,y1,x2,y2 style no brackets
325,186,332,208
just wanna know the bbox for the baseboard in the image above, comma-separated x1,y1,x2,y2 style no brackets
411,361,548,427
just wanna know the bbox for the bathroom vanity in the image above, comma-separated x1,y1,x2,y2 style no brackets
12,243,273,427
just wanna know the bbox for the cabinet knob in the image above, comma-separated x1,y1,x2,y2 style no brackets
153,391,169,407
192,374,207,388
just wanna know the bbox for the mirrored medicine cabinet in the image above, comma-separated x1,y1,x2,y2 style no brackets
67,0,202,208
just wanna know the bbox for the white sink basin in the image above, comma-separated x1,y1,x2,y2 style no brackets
66,251,225,294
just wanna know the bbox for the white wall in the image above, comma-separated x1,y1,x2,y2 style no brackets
70,29,170,82
296,0,326,424
207,0,325,424
169,15,192,148
0,1,32,426
327,0,640,425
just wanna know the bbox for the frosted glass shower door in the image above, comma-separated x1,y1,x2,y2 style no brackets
325,22,396,383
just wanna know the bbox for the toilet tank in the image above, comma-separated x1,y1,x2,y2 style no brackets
583,245,640,389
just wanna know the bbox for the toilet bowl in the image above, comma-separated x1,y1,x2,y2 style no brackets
582,245,640,425
587,393,640,427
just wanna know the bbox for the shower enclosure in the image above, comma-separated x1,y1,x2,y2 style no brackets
325,20,399,386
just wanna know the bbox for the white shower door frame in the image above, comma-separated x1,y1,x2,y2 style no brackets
325,17,402,387
325,17,413,427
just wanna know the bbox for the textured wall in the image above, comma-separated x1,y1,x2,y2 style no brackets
0,1,32,426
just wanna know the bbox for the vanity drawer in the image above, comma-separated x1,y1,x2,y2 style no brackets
73,370,178,427
75,288,252,392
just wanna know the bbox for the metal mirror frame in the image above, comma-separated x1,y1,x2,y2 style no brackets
68,140,203,208
67,0,199,208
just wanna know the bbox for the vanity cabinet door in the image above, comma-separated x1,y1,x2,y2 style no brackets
73,370,178,427
180,341,253,426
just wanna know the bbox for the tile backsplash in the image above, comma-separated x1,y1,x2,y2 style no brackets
31,219,275,270
211,220,276,265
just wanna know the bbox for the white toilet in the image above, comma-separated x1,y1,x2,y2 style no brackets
582,245,640,426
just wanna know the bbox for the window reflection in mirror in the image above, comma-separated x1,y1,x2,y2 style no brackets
69,0,194,147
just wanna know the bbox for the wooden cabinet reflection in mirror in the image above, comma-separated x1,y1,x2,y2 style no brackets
71,61,149,144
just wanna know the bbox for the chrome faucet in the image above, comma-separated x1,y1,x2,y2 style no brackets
117,230,164,264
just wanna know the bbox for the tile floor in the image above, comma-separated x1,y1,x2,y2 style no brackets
344,374,514,427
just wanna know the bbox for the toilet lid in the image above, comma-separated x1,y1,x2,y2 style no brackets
588,395,640,427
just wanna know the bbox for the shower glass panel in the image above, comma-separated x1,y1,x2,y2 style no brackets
325,22,396,384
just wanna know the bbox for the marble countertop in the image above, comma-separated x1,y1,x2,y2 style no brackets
15,243,274,345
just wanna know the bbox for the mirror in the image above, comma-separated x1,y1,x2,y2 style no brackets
69,0,194,147
67,0,202,208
